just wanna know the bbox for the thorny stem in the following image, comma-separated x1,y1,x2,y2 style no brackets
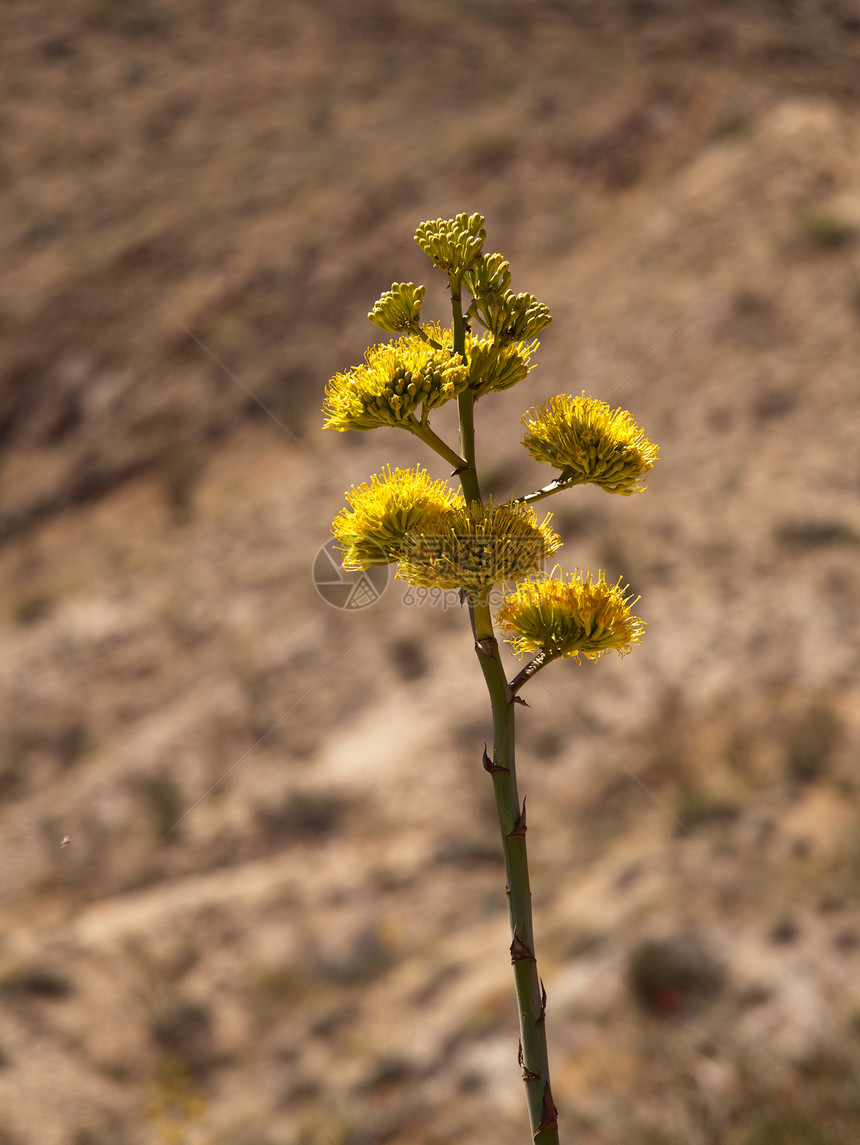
515,474,578,507
510,650,558,696
451,276,560,1144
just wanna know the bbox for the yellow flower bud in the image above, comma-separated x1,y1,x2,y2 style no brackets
469,289,552,342
466,333,537,398
463,251,512,300
368,282,425,334
414,213,486,276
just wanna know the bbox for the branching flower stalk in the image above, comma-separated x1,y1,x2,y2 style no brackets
324,213,657,1143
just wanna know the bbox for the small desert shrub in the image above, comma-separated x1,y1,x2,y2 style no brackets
784,699,843,785
627,935,726,1016
798,212,857,251
0,964,74,1000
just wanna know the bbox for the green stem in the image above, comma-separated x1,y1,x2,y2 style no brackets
515,474,579,506
413,324,444,351
451,276,559,1144
473,621,559,1143
450,273,482,504
408,419,469,471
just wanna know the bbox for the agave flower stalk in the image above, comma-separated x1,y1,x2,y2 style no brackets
447,267,560,1142
324,213,655,1144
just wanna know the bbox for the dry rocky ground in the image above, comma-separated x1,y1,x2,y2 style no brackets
2,3,860,1143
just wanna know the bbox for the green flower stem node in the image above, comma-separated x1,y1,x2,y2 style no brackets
407,420,469,471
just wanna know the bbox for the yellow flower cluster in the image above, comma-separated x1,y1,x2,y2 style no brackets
332,466,463,570
463,251,511,300
398,502,561,592
521,393,658,495
414,212,486,276
368,282,425,334
497,569,644,662
322,212,652,695
322,327,469,432
470,290,552,342
466,333,537,398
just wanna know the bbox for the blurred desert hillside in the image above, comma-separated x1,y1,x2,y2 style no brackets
1,3,860,1144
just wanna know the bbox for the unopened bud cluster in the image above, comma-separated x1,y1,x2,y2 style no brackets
467,335,536,397
368,282,425,334
414,212,487,275
471,290,553,342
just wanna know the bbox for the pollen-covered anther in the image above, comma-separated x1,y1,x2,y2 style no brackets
497,569,645,663
521,392,658,494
